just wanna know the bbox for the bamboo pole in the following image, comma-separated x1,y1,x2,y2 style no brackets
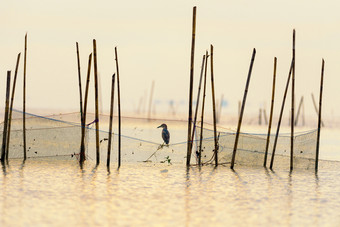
107,73,116,167
210,45,218,166
311,93,325,127
264,57,277,167
115,46,122,168
290,29,296,171
315,59,324,171
1,72,11,163
6,53,21,161
93,39,100,165
147,81,155,120
198,51,209,166
230,48,256,169
190,54,206,157
294,96,304,126
270,59,294,169
186,6,197,166
23,34,27,160
76,42,84,123
80,53,92,163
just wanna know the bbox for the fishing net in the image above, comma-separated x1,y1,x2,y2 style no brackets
196,125,318,170
0,109,318,170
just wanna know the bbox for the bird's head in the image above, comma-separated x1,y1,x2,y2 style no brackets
157,123,167,129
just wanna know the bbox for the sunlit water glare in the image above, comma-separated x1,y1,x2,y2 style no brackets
0,158,340,226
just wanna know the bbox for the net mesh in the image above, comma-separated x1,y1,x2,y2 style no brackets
0,109,318,169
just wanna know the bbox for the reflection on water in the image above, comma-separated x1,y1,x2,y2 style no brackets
0,159,340,226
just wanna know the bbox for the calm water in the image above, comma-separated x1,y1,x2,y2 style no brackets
1,158,340,226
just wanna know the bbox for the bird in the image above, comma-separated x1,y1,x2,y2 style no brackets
157,123,170,145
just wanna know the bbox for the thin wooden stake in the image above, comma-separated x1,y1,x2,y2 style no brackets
1,72,11,163
294,96,304,126
93,39,100,165
315,59,325,171
264,57,277,167
270,59,294,169
6,53,21,161
23,34,27,160
198,51,209,166
115,46,122,168
80,53,92,163
230,48,256,169
190,54,206,157
107,73,116,167
291,29,296,171
186,6,197,166
210,45,218,166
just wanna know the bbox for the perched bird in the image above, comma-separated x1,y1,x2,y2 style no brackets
157,123,170,145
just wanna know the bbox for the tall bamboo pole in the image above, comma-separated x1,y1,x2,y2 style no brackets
210,45,219,166
270,59,294,169
23,34,27,160
80,53,92,163
1,72,11,163
93,39,100,165
107,73,115,167
198,51,209,166
290,29,296,171
186,6,197,166
315,59,325,171
294,96,304,126
230,48,256,169
76,42,84,123
6,53,21,161
190,54,205,156
264,57,277,167
115,46,122,168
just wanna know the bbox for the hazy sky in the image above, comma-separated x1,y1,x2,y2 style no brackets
1,0,340,120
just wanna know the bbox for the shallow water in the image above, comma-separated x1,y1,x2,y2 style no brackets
1,158,340,226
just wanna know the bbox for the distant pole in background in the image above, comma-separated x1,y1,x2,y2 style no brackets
186,6,196,167
6,53,21,161
312,93,324,127
290,29,296,171
199,51,209,166
302,96,305,126
190,54,205,157
263,109,268,125
210,45,218,166
115,46,122,168
23,34,27,160
294,96,304,126
315,59,325,171
264,57,277,167
230,48,256,169
270,59,294,170
80,53,92,163
93,39,100,165
259,108,262,125
1,72,11,163
107,74,116,167
217,94,224,123
147,81,155,120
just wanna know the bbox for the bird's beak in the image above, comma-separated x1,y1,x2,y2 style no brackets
157,125,161,128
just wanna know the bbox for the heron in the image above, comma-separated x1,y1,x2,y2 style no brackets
157,123,170,145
